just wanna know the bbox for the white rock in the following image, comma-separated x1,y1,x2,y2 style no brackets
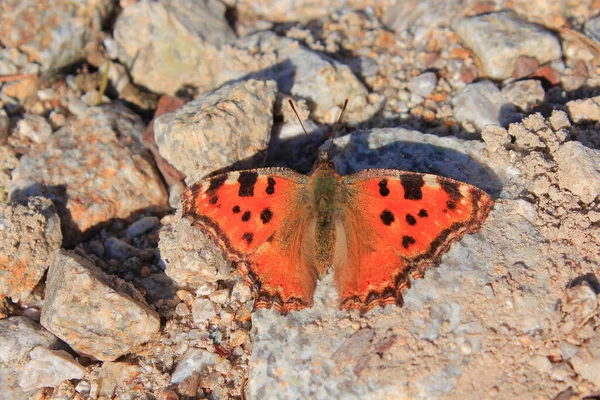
14,113,53,143
171,348,218,384
18,346,86,391
192,298,217,325
409,72,438,98
452,80,516,131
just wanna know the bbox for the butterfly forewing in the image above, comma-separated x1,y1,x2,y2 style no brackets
335,169,493,312
181,168,319,312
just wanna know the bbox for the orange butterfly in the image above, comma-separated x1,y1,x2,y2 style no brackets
182,101,493,313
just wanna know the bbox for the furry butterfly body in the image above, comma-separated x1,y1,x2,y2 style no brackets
182,150,493,314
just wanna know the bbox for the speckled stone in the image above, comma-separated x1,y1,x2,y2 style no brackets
154,79,277,184
158,210,232,291
0,317,60,398
453,11,562,80
9,104,169,245
18,346,86,392
0,0,113,71
40,249,160,361
0,197,62,302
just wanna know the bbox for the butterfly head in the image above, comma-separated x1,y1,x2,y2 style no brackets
312,149,336,173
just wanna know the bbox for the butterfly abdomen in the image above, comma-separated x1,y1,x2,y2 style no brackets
307,165,345,276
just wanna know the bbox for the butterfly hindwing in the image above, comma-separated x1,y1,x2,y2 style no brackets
181,168,318,312
335,170,494,312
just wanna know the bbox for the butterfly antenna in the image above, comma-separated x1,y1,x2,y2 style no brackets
326,98,349,151
288,99,309,138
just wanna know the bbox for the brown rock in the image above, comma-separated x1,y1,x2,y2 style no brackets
143,95,188,187
0,197,62,302
40,249,160,361
511,55,539,79
10,104,169,245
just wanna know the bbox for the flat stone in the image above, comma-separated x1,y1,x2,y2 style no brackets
452,80,516,131
40,249,160,361
0,197,62,302
217,31,380,124
18,346,86,392
114,0,234,95
154,79,277,184
554,141,600,203
0,0,113,71
0,316,59,398
453,11,562,80
9,104,169,245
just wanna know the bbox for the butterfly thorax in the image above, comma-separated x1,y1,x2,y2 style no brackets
307,156,344,275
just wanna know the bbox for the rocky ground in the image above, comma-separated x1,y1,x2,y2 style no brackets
1,0,600,399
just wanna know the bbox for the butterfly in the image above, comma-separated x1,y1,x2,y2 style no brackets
181,101,494,314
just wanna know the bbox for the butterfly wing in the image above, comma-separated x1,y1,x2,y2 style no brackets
335,170,493,312
181,168,318,312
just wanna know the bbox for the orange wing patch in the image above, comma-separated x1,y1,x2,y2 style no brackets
335,170,493,312
182,168,317,312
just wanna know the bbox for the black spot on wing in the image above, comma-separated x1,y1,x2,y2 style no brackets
242,211,251,221
232,205,241,214
209,195,218,205
378,179,390,197
238,171,258,197
207,174,227,194
260,208,273,224
242,232,253,244
402,236,416,249
380,210,395,226
405,214,417,226
418,209,428,218
400,175,424,200
446,200,456,210
266,177,276,195
439,179,462,201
